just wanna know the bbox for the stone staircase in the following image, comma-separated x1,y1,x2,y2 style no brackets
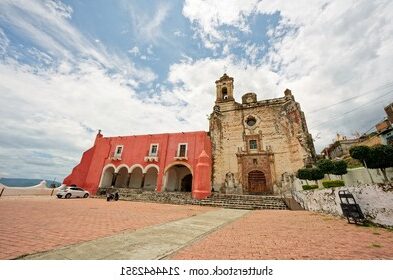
98,188,288,210
198,193,288,210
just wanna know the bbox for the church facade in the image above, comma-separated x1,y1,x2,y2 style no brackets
210,74,315,195
64,74,315,198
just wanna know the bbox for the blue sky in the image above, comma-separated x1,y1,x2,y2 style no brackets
0,0,393,180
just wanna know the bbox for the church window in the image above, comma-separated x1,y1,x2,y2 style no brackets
177,143,188,157
246,116,256,127
149,144,159,156
114,145,123,157
249,140,257,150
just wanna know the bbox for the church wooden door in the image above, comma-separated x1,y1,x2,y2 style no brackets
247,170,268,194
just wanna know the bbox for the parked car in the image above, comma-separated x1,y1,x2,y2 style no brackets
56,186,89,199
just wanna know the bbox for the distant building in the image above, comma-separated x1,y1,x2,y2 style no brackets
376,119,391,133
385,102,393,124
380,128,393,145
322,134,360,159
322,102,393,159
377,102,393,145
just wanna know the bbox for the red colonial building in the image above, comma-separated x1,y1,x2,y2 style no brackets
63,130,212,199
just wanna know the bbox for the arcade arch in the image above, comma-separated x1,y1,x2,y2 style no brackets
115,166,129,188
99,165,115,188
129,166,143,189
144,166,158,191
164,164,193,192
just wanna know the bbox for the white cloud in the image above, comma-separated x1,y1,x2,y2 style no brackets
0,28,10,55
127,2,171,44
146,45,154,55
0,0,155,86
256,0,393,150
45,0,73,19
173,30,185,37
128,46,140,56
183,0,259,49
243,42,265,64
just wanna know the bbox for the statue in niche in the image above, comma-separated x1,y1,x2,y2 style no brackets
224,172,235,193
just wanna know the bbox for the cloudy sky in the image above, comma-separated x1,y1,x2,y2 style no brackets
1,0,392,181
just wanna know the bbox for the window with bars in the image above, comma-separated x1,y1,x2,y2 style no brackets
114,145,123,156
149,144,158,156
249,140,257,150
178,144,187,157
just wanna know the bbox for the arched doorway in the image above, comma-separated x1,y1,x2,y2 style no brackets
144,167,158,191
164,164,193,192
100,166,115,188
247,170,268,194
181,174,192,192
115,166,129,188
129,166,143,189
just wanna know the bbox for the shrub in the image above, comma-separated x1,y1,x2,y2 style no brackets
297,168,311,181
349,145,371,166
310,168,324,182
332,160,348,177
322,180,345,188
316,159,334,178
302,184,318,190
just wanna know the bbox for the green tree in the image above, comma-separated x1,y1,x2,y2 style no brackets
349,145,374,183
316,159,334,179
349,146,371,163
310,168,324,184
297,168,311,185
332,160,348,179
367,144,393,182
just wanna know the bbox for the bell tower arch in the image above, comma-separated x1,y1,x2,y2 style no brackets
215,73,234,103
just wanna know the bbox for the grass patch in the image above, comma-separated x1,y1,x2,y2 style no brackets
322,180,345,188
302,184,318,190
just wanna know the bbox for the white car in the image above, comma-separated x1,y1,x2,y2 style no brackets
56,186,89,199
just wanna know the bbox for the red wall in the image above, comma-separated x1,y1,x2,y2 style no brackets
63,131,212,199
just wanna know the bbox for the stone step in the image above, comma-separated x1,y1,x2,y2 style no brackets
99,188,288,210
195,202,287,210
201,199,284,204
198,202,287,208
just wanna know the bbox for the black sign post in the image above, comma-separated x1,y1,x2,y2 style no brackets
338,190,365,225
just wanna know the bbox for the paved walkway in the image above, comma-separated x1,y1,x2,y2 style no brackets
172,210,393,259
22,209,249,259
2,197,393,260
0,196,213,259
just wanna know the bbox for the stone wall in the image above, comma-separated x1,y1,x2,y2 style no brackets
294,167,393,190
293,184,393,227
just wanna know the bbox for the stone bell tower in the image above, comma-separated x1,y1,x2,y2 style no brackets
215,73,234,103
210,73,315,195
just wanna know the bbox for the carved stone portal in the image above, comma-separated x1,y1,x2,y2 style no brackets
237,152,274,194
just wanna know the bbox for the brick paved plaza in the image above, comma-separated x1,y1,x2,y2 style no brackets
172,211,393,259
0,196,392,260
0,196,212,259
